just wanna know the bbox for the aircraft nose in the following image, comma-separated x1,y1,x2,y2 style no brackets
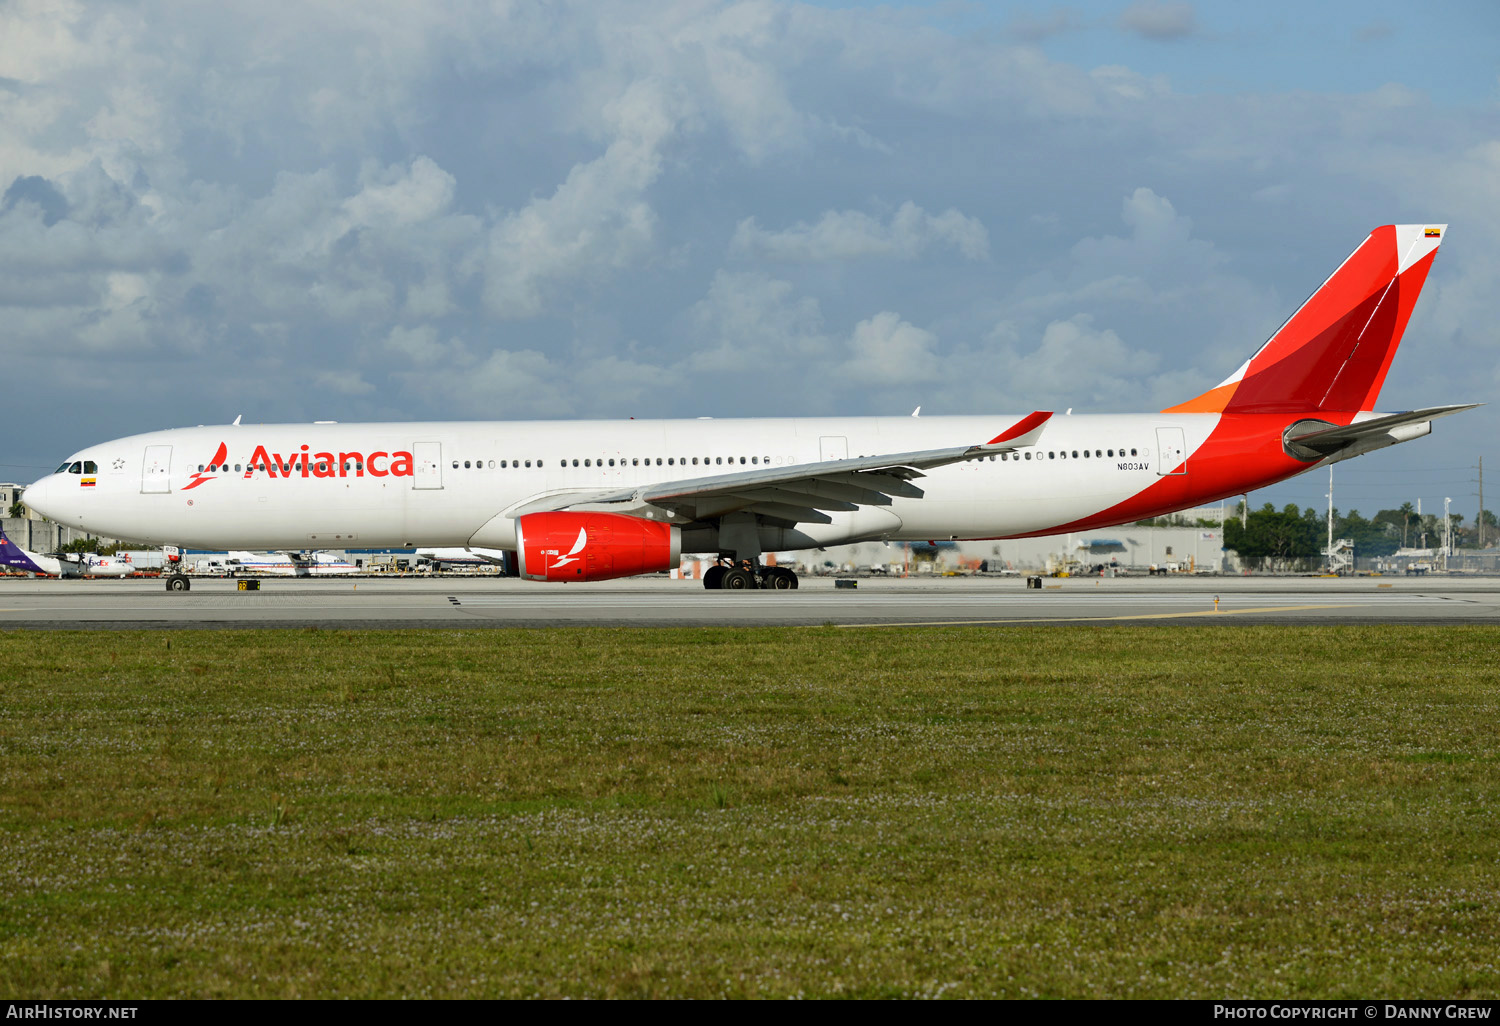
22,475,63,521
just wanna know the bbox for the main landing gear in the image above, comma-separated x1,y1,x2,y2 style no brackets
702,559,798,591
165,573,191,592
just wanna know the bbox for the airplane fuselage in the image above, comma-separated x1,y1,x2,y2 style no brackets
24,411,1322,553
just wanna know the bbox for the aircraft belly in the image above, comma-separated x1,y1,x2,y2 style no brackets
893,466,1159,539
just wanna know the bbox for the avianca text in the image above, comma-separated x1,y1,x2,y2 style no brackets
244,445,415,479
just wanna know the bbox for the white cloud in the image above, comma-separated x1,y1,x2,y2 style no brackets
843,312,941,386
0,0,1492,512
1118,1,1198,41
484,79,681,319
732,201,988,262
687,270,831,376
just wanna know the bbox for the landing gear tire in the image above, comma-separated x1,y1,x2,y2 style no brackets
720,567,757,590
166,574,191,592
763,568,797,590
703,565,727,590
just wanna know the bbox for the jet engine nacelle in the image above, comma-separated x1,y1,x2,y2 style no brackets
515,512,681,582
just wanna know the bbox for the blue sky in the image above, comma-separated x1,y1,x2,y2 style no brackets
1,0,1497,521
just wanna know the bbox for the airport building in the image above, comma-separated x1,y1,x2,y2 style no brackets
765,526,1228,576
0,517,107,553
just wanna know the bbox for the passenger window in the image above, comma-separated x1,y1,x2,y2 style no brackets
692,458,698,465
751,457,758,464
1108,449,1114,457
739,457,746,465
1071,450,1078,458
715,457,722,465
1095,450,1102,458
501,461,507,468
198,465,204,472
656,458,663,466
451,461,459,469
608,459,615,467
236,464,243,472
537,460,544,468
1025,452,1032,460
1048,452,1055,460
668,458,674,465
632,459,639,466
488,461,495,469
525,460,532,468
1131,448,1137,456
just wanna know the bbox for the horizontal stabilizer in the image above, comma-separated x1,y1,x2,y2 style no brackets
1285,404,1480,457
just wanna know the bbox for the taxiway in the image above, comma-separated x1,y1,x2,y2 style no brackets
0,574,1497,629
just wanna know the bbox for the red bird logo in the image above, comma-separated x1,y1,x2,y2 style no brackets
181,442,229,491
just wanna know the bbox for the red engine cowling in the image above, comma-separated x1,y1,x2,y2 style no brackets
516,512,681,582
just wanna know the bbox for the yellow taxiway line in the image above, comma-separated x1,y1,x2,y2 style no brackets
836,603,1371,628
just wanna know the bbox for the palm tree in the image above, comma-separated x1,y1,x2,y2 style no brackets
1398,501,1415,548
6,500,24,519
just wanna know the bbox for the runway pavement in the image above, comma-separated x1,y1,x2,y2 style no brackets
1,573,1498,629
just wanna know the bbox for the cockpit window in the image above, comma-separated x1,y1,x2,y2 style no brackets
83,461,97,474
68,462,83,474
56,462,71,474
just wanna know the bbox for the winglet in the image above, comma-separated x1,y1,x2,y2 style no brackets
986,410,1052,448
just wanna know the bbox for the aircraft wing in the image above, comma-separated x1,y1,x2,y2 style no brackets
533,411,1052,527
1285,405,1480,456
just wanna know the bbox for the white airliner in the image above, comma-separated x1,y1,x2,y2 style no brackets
414,546,511,571
24,225,1475,591
226,551,360,576
0,526,136,578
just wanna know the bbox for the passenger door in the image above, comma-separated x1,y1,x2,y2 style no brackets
141,445,172,493
819,436,848,462
413,441,443,489
1155,427,1187,476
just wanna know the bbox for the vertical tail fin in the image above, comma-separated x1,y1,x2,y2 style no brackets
1166,224,1445,414
0,524,45,573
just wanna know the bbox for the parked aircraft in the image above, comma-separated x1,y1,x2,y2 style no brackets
24,225,1473,591
226,551,360,576
414,546,511,571
0,526,136,578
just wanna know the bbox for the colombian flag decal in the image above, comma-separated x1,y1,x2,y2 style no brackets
1425,228,1441,238
81,478,96,488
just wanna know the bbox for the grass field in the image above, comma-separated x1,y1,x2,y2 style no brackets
2,625,1499,998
